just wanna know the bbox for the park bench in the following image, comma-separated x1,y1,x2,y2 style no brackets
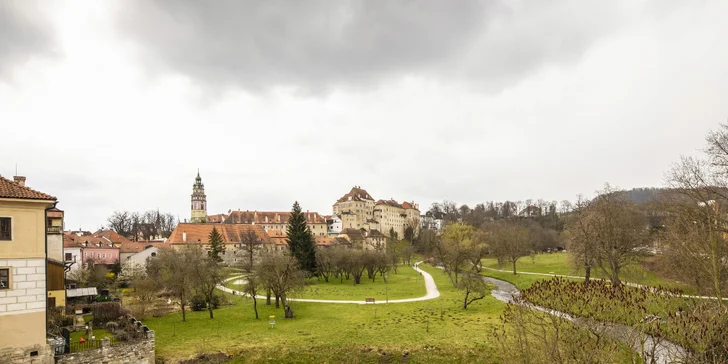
365,298,375,304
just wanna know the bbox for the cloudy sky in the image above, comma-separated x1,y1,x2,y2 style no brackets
1,0,726,230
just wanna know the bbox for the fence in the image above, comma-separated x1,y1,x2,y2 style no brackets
68,337,119,353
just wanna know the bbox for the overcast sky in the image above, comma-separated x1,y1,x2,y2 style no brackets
1,0,726,230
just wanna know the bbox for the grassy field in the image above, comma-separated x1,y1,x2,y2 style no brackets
481,252,695,293
145,264,508,363
226,266,427,301
299,266,427,300
70,328,113,342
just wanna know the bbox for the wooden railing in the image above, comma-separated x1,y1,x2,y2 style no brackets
47,226,62,234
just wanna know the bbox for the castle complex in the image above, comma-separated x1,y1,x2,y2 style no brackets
187,174,418,242
333,186,419,238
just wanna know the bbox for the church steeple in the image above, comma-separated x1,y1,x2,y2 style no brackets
191,170,207,223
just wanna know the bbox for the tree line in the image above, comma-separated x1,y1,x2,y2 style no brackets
106,210,176,240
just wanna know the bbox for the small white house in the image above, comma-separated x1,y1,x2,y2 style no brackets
120,246,161,280
327,215,343,235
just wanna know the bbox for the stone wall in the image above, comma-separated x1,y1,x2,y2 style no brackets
0,343,53,364
55,331,155,364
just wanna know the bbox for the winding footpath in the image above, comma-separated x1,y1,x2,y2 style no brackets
216,262,439,304
217,263,685,362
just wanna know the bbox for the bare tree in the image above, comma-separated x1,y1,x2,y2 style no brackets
459,275,488,309
258,251,305,318
434,223,474,287
187,245,224,319
589,185,649,289
564,195,597,282
233,228,262,273
665,157,728,303
107,211,132,237
488,221,531,274
243,271,262,320
148,248,194,322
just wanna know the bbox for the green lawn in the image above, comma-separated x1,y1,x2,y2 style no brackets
69,328,113,342
145,264,508,363
481,252,695,293
301,266,426,300
226,266,427,301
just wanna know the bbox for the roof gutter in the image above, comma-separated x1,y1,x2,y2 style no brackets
44,200,57,338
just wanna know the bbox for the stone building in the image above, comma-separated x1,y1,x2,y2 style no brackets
0,175,59,363
221,210,329,237
332,186,420,238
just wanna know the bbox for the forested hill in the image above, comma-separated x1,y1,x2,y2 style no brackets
621,187,667,203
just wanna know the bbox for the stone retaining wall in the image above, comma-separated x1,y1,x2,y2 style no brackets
55,331,155,364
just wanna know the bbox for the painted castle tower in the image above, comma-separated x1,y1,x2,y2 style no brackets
191,170,207,223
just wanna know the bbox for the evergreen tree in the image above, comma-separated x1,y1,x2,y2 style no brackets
207,227,226,263
286,201,317,274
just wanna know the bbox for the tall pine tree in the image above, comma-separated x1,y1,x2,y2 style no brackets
207,227,226,263
286,201,317,274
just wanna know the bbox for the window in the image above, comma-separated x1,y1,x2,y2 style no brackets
65,253,72,261
0,268,8,289
0,217,11,240
102,253,106,259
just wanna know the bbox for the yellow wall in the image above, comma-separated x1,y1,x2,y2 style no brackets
0,199,53,259
48,290,66,307
0,311,46,349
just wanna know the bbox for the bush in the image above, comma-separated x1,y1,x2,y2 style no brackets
210,294,221,309
91,302,130,324
190,295,206,311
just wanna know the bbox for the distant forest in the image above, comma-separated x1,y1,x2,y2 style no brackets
620,187,667,204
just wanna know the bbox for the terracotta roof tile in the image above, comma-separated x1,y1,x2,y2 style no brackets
0,176,56,200
167,223,271,245
223,210,325,224
119,241,170,253
336,186,374,203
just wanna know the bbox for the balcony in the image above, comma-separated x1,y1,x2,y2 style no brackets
47,226,62,234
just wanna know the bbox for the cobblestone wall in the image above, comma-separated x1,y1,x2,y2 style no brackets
55,331,155,364
0,343,53,364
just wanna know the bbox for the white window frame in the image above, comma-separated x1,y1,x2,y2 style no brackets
0,216,13,242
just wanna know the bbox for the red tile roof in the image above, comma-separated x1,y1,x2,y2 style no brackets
93,230,132,245
167,223,271,245
224,210,325,224
206,214,228,223
336,186,374,203
119,241,170,253
376,199,403,208
0,176,56,201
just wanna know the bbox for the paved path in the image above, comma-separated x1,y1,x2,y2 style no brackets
482,266,728,301
217,262,440,304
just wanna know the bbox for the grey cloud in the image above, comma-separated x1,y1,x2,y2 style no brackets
114,0,628,94
0,1,55,79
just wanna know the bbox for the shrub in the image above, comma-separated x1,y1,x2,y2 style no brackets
91,302,130,324
210,294,221,309
191,295,207,311
106,321,119,333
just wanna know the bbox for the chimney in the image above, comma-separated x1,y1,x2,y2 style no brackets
13,176,26,187
182,232,187,243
